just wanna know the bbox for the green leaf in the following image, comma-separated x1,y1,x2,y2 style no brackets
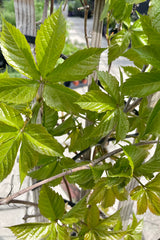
126,0,146,3
62,196,87,224
67,167,95,189
125,214,143,240
109,0,126,20
0,78,39,104
140,15,160,45
146,173,160,193
148,0,160,33
1,18,40,79
89,178,107,205
46,48,105,82
127,45,160,69
123,72,160,97
122,145,148,169
122,66,140,77
145,99,160,135
43,84,82,114
29,160,62,187
76,90,116,113
123,48,145,69
108,158,132,178
101,188,115,208
51,116,75,136
87,204,100,229
108,30,131,64
35,7,66,77
19,137,40,184
146,189,160,215
0,103,24,129
130,19,148,48
115,108,129,142
9,223,56,240
97,71,120,103
92,111,116,140
136,143,160,177
23,124,64,157
39,185,65,221
0,132,21,182
42,102,58,133
100,0,110,20
130,186,147,215
56,224,70,240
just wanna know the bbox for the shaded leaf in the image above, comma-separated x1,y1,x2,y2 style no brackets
46,48,105,82
87,204,100,229
43,84,82,114
115,108,129,142
123,72,160,97
19,136,40,184
145,99,160,135
39,185,65,221
136,143,160,177
42,102,58,133
130,186,147,215
1,18,40,79
62,196,87,224
97,71,120,103
51,116,75,136
36,7,66,77
101,188,115,208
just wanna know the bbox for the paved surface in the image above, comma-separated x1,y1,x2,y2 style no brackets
0,5,160,240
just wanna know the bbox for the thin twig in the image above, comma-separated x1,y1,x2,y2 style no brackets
9,199,38,207
124,97,132,113
126,98,143,113
50,0,54,15
63,0,68,11
133,174,145,188
0,140,159,205
63,177,72,202
23,213,42,221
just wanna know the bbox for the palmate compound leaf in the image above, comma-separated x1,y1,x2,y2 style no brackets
46,48,105,82
23,124,64,157
0,78,39,104
1,18,40,79
123,72,160,97
76,90,116,113
39,185,65,222
131,185,160,215
35,7,66,77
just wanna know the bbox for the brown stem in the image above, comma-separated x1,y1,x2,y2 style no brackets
50,0,54,15
126,98,143,113
8,199,38,207
63,177,72,202
23,213,41,221
0,140,159,205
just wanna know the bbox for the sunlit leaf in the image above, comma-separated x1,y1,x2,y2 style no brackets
1,18,40,79
39,185,65,221
36,7,66,77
